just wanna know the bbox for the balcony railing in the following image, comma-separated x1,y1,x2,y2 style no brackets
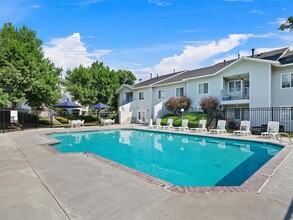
122,98,133,105
221,88,249,101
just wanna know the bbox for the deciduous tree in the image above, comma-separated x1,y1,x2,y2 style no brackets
279,16,293,32
0,23,61,109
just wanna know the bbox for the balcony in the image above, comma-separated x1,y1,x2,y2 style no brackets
122,98,133,105
220,88,249,105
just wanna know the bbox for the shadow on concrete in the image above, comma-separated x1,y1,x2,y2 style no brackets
284,197,293,220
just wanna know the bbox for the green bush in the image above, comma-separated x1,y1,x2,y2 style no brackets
67,114,97,122
55,116,68,124
160,112,208,128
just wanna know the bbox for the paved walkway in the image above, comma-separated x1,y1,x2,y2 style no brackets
0,126,292,220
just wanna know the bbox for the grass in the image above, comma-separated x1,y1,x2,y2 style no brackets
160,112,208,128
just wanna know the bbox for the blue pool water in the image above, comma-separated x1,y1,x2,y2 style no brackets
50,129,282,186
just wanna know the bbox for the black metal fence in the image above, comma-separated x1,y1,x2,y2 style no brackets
0,109,54,133
219,107,293,135
0,109,119,133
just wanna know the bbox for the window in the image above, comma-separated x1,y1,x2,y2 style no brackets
138,92,144,100
198,83,209,94
228,80,241,93
281,73,293,88
158,90,165,99
176,87,184,97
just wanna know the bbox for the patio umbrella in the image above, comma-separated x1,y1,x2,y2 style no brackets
91,103,111,125
53,101,81,108
91,102,110,109
53,101,81,126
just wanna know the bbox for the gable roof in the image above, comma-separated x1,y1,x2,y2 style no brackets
252,47,289,61
278,50,293,65
133,71,185,88
133,47,292,89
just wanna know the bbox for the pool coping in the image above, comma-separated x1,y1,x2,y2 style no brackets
42,127,291,194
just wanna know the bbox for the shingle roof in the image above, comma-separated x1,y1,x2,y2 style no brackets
155,59,236,86
134,71,184,88
252,47,288,61
134,47,292,88
278,50,293,65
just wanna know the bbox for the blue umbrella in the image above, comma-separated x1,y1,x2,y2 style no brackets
91,102,110,109
53,101,81,108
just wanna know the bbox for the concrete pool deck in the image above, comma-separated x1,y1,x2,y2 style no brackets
0,125,292,220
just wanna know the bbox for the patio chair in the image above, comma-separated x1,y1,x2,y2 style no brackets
153,119,162,129
162,119,174,130
190,120,207,133
261,121,279,139
233,121,251,136
174,119,189,131
147,119,154,128
209,120,227,134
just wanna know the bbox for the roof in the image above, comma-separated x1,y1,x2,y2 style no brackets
133,71,185,88
252,47,289,61
278,50,293,65
132,47,292,88
155,59,236,86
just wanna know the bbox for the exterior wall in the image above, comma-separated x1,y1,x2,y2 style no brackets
118,87,133,107
271,65,293,107
217,60,271,108
187,75,220,110
152,82,187,119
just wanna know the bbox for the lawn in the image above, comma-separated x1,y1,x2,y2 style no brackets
160,112,208,128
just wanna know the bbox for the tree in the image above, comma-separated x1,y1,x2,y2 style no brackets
199,96,220,123
0,88,9,108
65,61,136,109
279,16,293,32
165,96,192,116
0,23,62,109
117,69,136,85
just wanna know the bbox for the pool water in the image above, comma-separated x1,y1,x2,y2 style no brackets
50,129,282,186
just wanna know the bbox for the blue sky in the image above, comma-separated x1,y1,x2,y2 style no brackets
0,0,292,80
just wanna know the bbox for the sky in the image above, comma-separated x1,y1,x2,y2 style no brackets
0,0,292,81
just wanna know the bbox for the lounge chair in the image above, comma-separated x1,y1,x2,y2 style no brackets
209,120,227,134
162,119,174,130
174,119,189,131
153,119,162,129
190,120,207,133
147,119,154,128
233,121,251,136
261,121,279,139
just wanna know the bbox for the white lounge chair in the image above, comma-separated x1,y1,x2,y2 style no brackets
147,119,154,128
190,120,207,133
233,121,251,136
153,119,162,129
261,121,279,139
162,119,174,130
174,119,189,131
209,120,227,134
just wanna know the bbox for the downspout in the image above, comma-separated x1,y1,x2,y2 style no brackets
149,87,153,120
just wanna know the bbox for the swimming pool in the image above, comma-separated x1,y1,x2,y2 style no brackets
50,129,282,186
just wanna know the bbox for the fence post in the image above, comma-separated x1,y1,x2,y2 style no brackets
36,110,39,129
2,110,4,133
271,107,274,121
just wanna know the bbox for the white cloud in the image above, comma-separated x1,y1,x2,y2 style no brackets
148,0,171,6
151,34,252,74
43,33,112,71
249,10,265,15
213,46,287,64
269,17,287,26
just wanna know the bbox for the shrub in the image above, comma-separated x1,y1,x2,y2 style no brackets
165,96,192,117
199,96,220,124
